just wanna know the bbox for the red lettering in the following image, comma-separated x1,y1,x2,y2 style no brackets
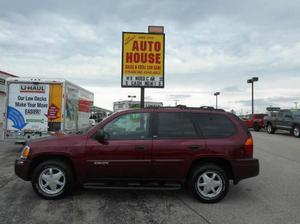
154,42,161,51
141,53,147,63
126,53,133,63
132,41,139,51
140,41,147,51
148,41,153,51
155,54,161,64
133,53,140,63
148,53,154,63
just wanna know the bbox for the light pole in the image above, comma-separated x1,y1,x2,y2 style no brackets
128,95,136,101
247,77,259,116
214,92,220,109
295,102,298,109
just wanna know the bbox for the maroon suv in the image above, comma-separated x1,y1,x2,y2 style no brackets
15,107,259,203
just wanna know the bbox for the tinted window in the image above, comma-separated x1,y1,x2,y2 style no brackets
156,113,197,138
193,113,236,138
292,110,300,117
103,113,150,140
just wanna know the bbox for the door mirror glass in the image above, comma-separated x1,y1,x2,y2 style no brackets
94,129,108,142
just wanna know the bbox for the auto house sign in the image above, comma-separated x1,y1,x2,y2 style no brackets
121,32,165,88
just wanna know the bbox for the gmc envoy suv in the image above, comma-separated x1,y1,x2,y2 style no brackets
15,107,259,203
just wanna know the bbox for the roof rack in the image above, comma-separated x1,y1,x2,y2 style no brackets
145,104,225,112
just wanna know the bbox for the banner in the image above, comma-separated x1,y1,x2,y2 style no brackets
7,83,49,131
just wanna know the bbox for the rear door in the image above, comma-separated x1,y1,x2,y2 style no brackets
152,112,206,180
192,113,242,159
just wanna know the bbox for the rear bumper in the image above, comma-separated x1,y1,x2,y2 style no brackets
230,158,259,184
15,159,31,181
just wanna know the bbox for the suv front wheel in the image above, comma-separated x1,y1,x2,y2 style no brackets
189,164,229,203
293,125,300,138
31,160,74,199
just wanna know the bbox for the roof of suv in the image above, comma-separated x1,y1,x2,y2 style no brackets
118,105,226,114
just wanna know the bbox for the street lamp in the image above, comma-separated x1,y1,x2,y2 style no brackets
247,77,259,116
295,102,298,109
214,92,220,109
128,95,136,101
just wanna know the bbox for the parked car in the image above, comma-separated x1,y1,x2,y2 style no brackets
241,114,267,132
15,107,259,203
264,109,300,137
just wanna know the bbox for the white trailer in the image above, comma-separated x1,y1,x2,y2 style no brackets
5,78,94,141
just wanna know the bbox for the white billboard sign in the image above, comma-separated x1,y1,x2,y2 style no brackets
7,83,50,132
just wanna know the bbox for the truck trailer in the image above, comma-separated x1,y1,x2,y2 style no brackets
5,78,94,141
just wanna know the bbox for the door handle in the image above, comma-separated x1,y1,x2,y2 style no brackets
135,145,146,150
188,145,202,150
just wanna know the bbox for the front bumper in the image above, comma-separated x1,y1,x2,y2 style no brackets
15,159,31,181
230,158,259,184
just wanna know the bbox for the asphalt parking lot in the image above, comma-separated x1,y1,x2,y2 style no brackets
1,131,300,224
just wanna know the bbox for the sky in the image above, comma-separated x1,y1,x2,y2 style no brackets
1,0,300,113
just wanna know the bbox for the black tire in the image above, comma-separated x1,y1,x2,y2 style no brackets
188,164,229,203
31,160,74,199
266,123,275,134
292,125,300,138
253,123,260,132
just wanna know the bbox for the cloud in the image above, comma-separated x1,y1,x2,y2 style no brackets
1,0,300,110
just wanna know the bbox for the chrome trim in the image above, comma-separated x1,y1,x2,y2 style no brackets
154,159,184,162
87,160,152,163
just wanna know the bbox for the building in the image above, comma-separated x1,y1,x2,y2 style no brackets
0,71,18,140
90,106,112,122
113,100,163,112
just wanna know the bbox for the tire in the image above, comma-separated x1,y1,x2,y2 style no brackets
31,160,74,199
292,125,300,138
253,123,260,132
266,123,275,134
188,164,229,203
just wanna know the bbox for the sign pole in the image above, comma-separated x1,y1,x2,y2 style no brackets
140,87,145,108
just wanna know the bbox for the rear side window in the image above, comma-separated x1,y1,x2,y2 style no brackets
193,113,236,138
156,113,197,138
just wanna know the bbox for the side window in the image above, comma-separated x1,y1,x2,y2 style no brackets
193,113,236,138
103,113,150,140
156,113,197,138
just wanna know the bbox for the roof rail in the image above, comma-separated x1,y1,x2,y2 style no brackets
145,104,225,112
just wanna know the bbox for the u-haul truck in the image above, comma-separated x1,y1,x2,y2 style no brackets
5,78,94,141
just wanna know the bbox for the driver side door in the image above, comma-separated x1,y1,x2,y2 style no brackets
85,112,153,180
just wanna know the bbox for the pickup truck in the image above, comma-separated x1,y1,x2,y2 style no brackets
241,114,266,132
264,109,300,138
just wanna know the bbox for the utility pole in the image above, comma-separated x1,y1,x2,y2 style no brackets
247,77,259,116
214,92,220,109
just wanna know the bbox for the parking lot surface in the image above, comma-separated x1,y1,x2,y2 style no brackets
1,131,300,224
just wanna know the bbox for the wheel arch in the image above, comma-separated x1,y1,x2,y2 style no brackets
187,157,233,183
29,154,77,182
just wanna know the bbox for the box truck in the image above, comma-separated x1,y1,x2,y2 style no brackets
5,78,94,141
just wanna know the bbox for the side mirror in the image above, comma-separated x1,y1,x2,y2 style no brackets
94,129,107,142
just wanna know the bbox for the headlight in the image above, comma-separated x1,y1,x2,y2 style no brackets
20,146,30,159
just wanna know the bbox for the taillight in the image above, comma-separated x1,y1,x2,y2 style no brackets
244,137,253,158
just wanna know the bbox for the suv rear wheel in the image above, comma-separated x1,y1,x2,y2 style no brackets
31,160,74,199
253,122,260,132
189,164,229,203
293,125,300,138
